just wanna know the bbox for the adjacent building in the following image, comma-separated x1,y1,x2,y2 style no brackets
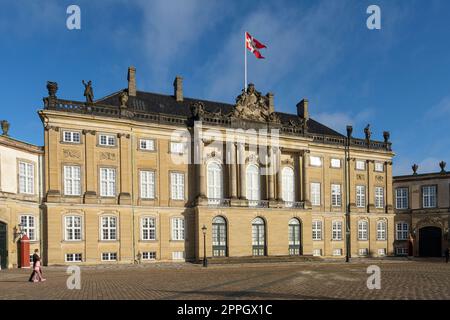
393,162,450,257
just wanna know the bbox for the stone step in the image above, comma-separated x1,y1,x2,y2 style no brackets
196,255,321,265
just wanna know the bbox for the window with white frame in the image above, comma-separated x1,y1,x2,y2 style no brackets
330,158,341,168
356,160,366,170
246,164,260,205
65,216,82,241
396,188,409,209
312,249,322,256
170,142,184,154
172,251,185,260
377,221,386,240
20,215,36,241
374,162,384,172
396,222,409,240
99,134,116,146
282,167,295,204
207,162,223,202
378,248,386,256
170,172,185,200
65,253,82,262
64,166,81,196
358,220,368,241
142,251,156,260
422,185,437,208
63,131,81,143
139,139,155,151
332,221,343,240
101,216,117,241
100,168,116,197
375,187,385,209
309,156,322,167
101,252,117,261
141,217,156,240
356,185,366,208
171,217,185,240
140,170,155,199
19,161,34,194
331,184,342,207
310,183,321,206
333,249,343,256
359,248,369,256
312,220,322,240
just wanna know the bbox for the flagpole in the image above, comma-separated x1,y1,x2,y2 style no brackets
244,31,247,91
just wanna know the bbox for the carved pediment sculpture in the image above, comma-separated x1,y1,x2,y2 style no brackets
190,101,205,120
231,84,280,123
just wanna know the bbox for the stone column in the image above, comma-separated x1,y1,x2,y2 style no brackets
118,133,131,205
230,142,238,199
83,130,97,203
46,126,60,201
276,147,283,201
238,143,246,199
199,139,206,199
385,161,393,213
302,150,310,206
268,147,275,201
298,153,304,202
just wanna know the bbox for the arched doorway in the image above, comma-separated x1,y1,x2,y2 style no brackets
212,216,227,257
252,217,266,256
419,226,442,257
288,218,301,255
0,222,7,269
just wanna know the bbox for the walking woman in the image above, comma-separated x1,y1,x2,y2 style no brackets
29,249,46,282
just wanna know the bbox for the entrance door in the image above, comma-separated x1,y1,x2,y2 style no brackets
212,216,227,257
419,226,442,257
0,222,7,269
252,218,266,256
288,218,301,255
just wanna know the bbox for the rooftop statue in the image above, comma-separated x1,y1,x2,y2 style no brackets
82,80,94,103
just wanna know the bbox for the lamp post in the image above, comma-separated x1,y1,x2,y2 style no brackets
345,125,353,263
202,225,208,267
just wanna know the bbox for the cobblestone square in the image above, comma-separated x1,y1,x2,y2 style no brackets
0,259,449,300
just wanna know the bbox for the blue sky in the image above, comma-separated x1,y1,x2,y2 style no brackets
0,0,449,175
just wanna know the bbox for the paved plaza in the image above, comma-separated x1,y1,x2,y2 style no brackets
0,259,449,300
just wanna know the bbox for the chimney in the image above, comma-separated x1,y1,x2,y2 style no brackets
267,93,274,114
127,66,136,97
174,75,183,102
297,98,309,120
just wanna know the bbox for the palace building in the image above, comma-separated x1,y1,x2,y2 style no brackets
393,162,450,257
0,66,396,267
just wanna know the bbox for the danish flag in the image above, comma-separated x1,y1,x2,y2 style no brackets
245,32,266,59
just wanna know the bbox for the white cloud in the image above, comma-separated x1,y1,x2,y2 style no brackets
314,109,375,133
426,96,450,118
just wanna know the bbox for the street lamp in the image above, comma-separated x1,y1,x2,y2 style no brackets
14,223,25,239
202,225,208,267
345,125,353,263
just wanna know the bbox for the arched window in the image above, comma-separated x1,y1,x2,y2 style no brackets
282,167,295,206
252,217,266,256
288,218,301,255
212,216,227,257
207,162,223,204
377,220,387,240
358,220,368,241
246,164,260,206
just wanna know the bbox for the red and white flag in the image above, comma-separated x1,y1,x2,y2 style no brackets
245,32,266,59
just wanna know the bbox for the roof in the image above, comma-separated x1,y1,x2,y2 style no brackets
96,90,345,138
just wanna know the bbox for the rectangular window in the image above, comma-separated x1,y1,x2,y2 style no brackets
20,215,36,241
141,217,156,240
396,248,408,256
100,168,116,197
63,131,81,143
396,223,409,240
101,252,117,261
396,188,408,209
374,162,384,172
356,160,366,170
99,134,116,146
333,249,342,256
377,222,386,240
330,158,341,168
356,185,366,208
65,216,82,241
312,249,322,257
64,166,81,196
358,248,369,256
139,139,155,151
65,253,82,262
375,187,385,209
140,170,155,199
422,185,437,208
171,217,185,240
101,216,117,241
312,220,322,240
332,221,343,240
172,251,185,260
378,248,386,256
19,161,34,194
170,142,184,154
310,183,321,206
331,184,342,207
309,156,322,167
142,252,157,260
170,172,185,200
358,221,368,241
